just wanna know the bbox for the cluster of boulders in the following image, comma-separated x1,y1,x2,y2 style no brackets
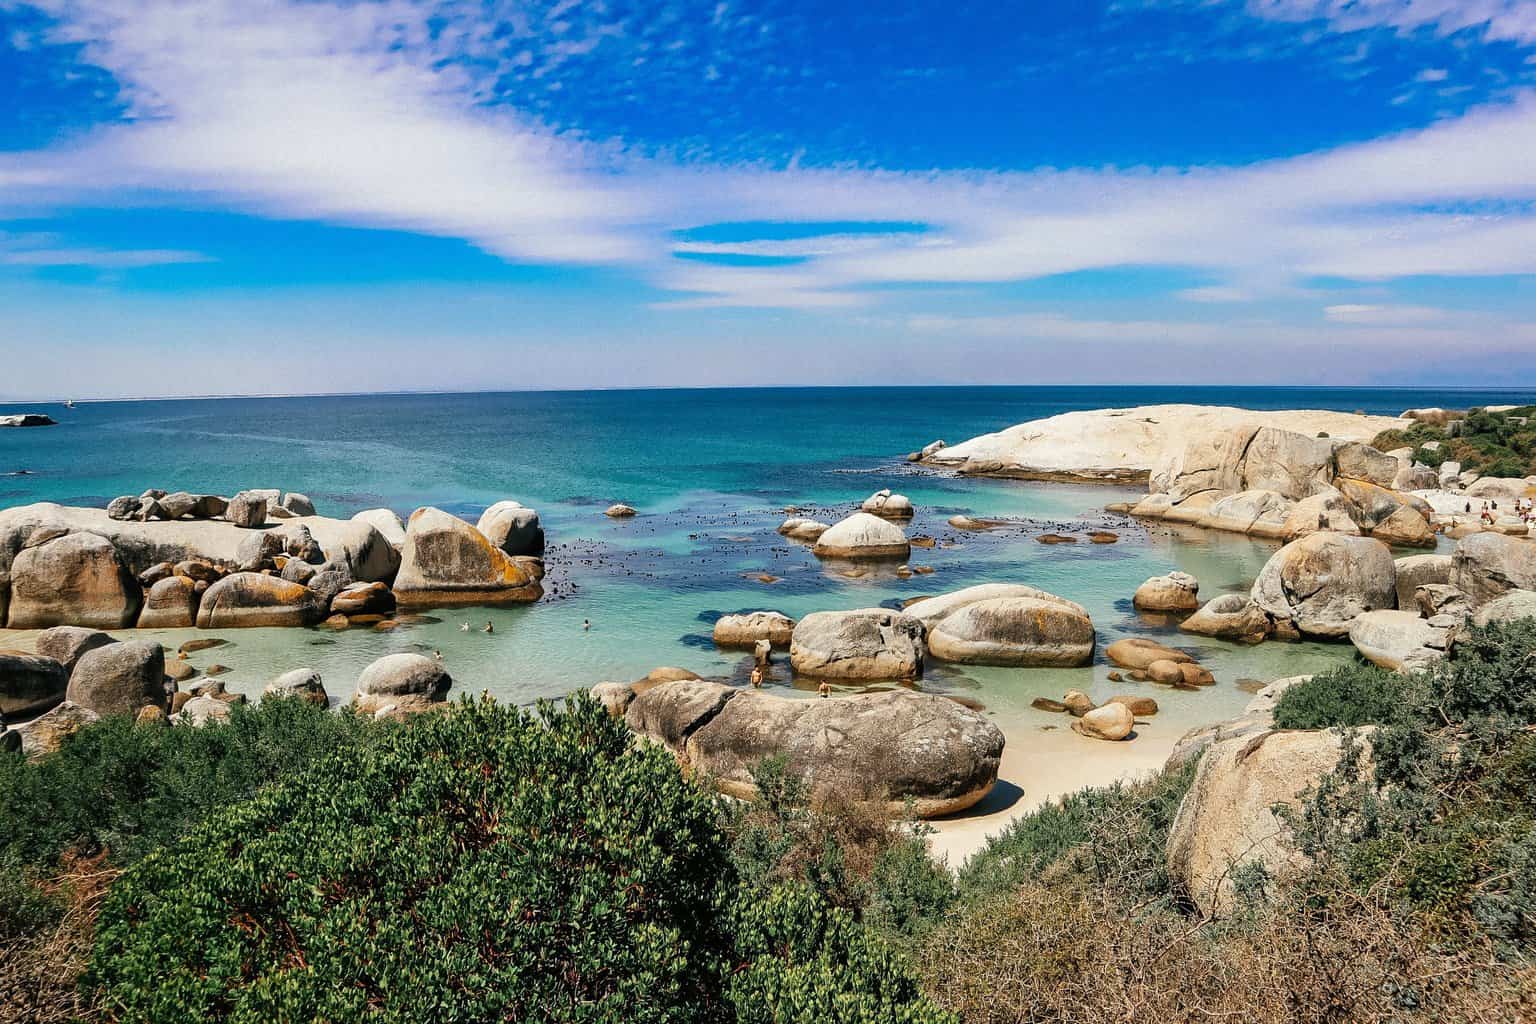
1031,690,1157,741
592,667,1005,818
0,495,547,631
1129,427,1439,547
777,492,918,560
1166,529,1536,671
105,488,321,526
1,624,456,759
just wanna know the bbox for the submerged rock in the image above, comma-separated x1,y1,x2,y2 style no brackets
1104,638,1194,670
860,489,914,519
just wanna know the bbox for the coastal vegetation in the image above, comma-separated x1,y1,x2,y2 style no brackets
6,622,1536,1022
1372,405,1536,479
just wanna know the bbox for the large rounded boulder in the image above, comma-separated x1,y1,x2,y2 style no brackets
1348,610,1449,672
1132,572,1199,612
1393,553,1453,610
1168,728,1370,916
789,608,925,681
679,688,1005,817
263,667,329,707
352,653,451,716
925,592,1094,667
0,652,69,721
137,576,201,629
7,532,141,629
393,507,542,607
475,500,545,557
1251,532,1396,639
713,610,796,648
811,512,910,560
1179,594,1271,643
1451,532,1536,607
195,573,326,628
65,640,168,717
34,626,116,674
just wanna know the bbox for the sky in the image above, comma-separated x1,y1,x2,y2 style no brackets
3,0,1536,398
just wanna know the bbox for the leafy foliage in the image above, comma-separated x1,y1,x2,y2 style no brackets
1372,405,1536,477
0,696,374,873
86,698,950,1023
1271,661,1411,730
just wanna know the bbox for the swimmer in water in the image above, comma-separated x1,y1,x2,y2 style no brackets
817,681,832,698
750,666,764,688
583,619,591,631
483,621,494,634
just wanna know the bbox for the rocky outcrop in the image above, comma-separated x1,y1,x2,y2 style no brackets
1451,532,1536,607
1197,490,1293,539
790,608,926,681
34,626,116,674
475,501,545,557
0,413,56,428
605,504,637,518
1133,572,1199,612
1168,727,1371,916
811,512,909,560
352,653,451,716
7,532,140,629
393,507,541,607
0,652,68,721
1394,554,1453,610
6,701,98,759
263,668,329,707
778,518,830,542
137,576,200,628
861,489,914,519
1471,589,1536,627
195,573,326,628
1179,594,1271,643
713,611,796,648
925,405,1402,483
924,592,1094,667
632,684,1004,817
351,508,406,549
65,640,168,717
1349,610,1450,672
1251,533,1396,639
225,491,268,529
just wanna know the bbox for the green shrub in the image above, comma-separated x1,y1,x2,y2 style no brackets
88,698,950,1023
727,885,954,1024
956,760,1195,905
1271,661,1410,730
90,696,731,1023
0,696,375,872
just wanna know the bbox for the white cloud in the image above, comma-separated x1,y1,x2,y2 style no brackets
1322,303,1452,324
3,0,1536,315
1240,0,1536,44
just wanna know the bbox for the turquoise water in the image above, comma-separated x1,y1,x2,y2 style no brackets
2,385,1533,719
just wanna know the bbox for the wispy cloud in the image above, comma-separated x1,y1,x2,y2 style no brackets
3,0,1536,316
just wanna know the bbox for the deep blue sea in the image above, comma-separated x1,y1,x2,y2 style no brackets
4,385,1533,851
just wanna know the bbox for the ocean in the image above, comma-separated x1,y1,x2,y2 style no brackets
2,385,1533,840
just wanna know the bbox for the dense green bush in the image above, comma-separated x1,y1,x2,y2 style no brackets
1372,405,1536,478
0,696,375,873
88,697,950,1023
1271,661,1411,730
91,696,730,1023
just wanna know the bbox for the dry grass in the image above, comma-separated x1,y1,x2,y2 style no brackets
918,874,1534,1024
0,853,115,1024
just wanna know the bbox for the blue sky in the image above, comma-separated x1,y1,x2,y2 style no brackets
3,0,1536,398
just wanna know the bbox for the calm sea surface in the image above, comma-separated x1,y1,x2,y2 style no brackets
3,385,1533,761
